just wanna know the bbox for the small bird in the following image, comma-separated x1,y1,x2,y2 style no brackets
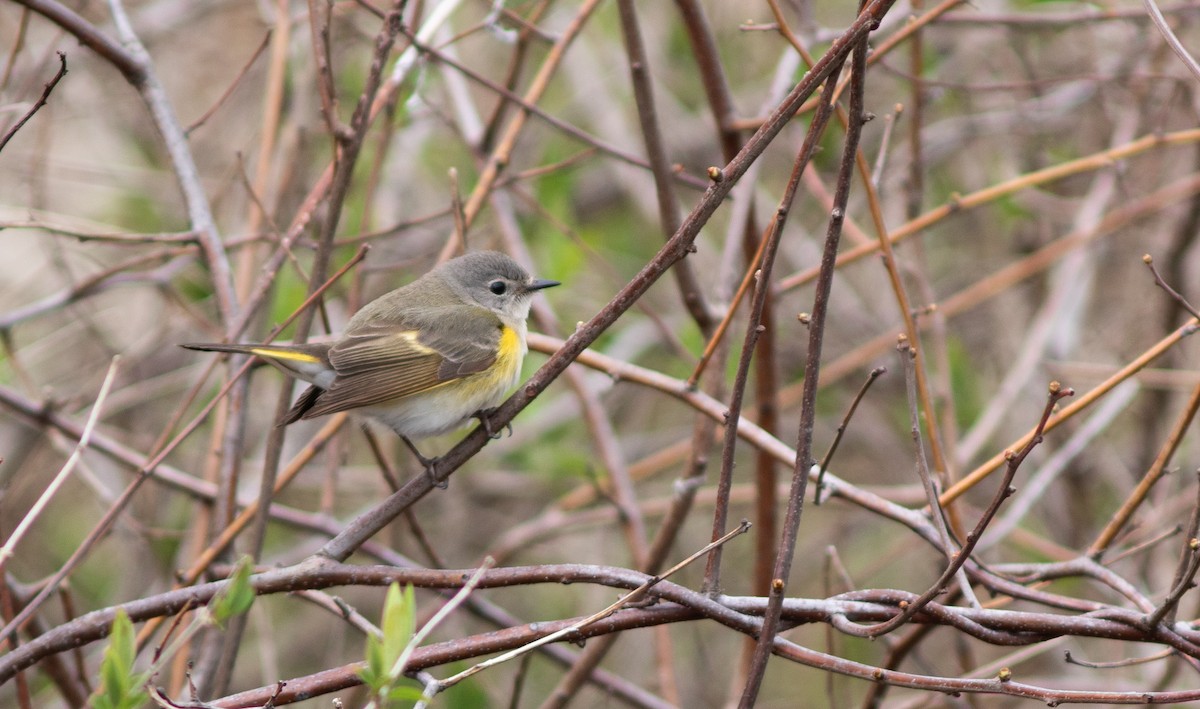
183,251,559,476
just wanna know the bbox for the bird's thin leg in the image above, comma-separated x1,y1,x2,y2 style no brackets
401,436,446,489
473,408,511,439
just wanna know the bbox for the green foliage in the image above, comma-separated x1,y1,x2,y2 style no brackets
945,337,984,431
389,71,419,130
506,421,590,483
359,583,425,707
525,151,650,266
442,664,491,709
269,267,313,333
420,139,477,188
209,556,256,627
381,583,416,672
993,194,1034,232
530,147,579,222
175,271,215,306
112,556,257,696
91,609,148,709
107,191,176,234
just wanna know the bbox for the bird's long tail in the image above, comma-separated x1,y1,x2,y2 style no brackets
181,342,333,388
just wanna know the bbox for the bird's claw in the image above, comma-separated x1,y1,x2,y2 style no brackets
422,456,447,490
474,409,512,440
402,436,447,489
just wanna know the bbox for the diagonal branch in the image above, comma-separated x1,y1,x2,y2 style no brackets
316,0,901,563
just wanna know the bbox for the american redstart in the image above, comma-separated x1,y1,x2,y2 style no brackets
183,251,559,474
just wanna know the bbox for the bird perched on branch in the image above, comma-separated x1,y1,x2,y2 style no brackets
184,251,559,480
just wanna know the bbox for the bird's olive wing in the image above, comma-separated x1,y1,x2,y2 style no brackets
296,309,501,418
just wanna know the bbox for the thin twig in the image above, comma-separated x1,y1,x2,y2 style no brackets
871,104,903,191
942,318,1199,506
614,0,713,332
103,0,240,324
1145,471,1200,628
309,0,350,141
396,27,709,191
433,522,750,692
776,129,1200,295
815,366,885,503
840,383,1074,638
1144,0,1200,83
0,50,66,155
137,246,367,650
1144,254,1200,320
702,66,842,595
316,0,895,562
1064,648,1174,669
0,356,118,568
687,231,770,387
448,168,467,254
403,559,496,705
184,31,271,135
738,20,873,705
1105,525,1183,566
438,0,606,260
894,337,977,609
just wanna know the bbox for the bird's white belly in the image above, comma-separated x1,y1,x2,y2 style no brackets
365,325,525,439
364,378,512,438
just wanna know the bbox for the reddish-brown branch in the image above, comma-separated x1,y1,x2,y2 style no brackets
315,0,899,563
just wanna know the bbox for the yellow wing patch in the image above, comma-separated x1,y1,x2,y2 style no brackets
397,330,437,354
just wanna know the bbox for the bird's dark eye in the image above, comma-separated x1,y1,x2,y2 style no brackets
489,280,507,295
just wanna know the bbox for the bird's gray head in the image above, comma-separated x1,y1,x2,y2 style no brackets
439,251,559,321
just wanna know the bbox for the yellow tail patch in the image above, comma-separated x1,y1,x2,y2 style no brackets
251,347,321,363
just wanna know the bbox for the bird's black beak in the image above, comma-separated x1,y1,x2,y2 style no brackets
527,279,560,291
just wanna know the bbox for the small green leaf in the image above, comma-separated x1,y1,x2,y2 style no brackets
98,656,124,706
380,583,415,670
360,634,387,692
210,556,256,626
359,583,420,706
93,609,148,709
110,611,135,674
387,685,427,702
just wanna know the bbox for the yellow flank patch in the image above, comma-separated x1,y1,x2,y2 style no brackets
251,347,321,363
498,325,521,361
